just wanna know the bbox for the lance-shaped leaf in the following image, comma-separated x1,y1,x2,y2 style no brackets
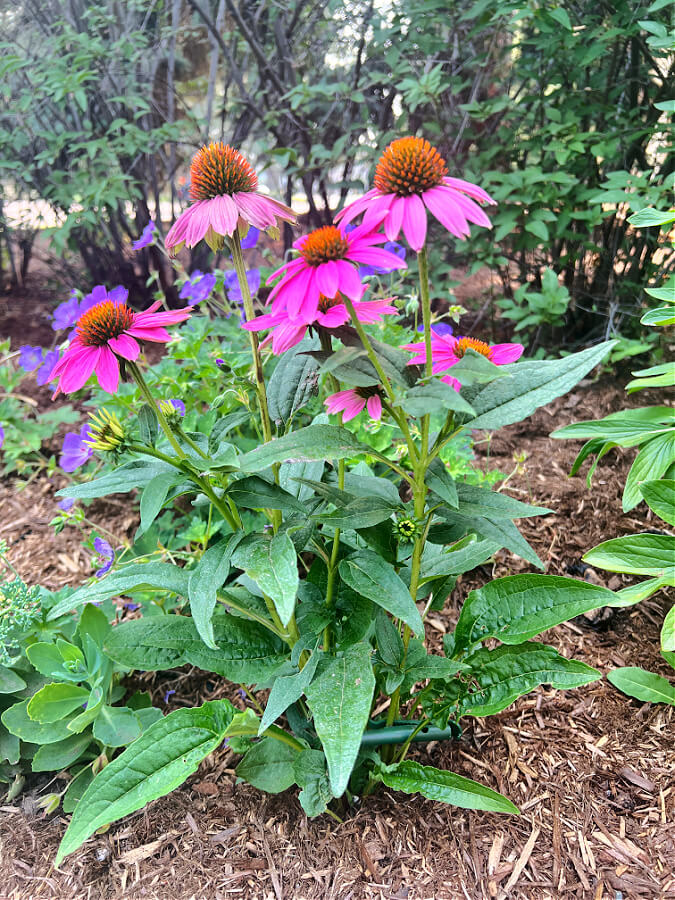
57,459,175,500
454,483,550,519
320,497,397,530
465,342,614,431
226,475,307,513
453,574,615,654
607,667,675,705
420,536,501,580
267,338,319,426
55,700,236,865
426,458,458,509
376,760,518,813
583,533,675,576
232,533,299,627
398,380,475,418
640,479,675,527
105,614,287,683
460,643,600,716
238,425,370,473
339,551,424,635
47,563,191,620
305,644,375,797
188,536,241,649
622,431,675,511
552,406,675,447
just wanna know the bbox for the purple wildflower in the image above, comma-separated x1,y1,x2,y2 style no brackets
80,285,128,317
132,220,156,251
0,425,4,449
224,269,260,305
215,358,225,367
237,688,247,700
58,498,75,512
179,270,217,306
52,291,81,331
164,689,176,704
123,600,141,611
36,349,61,386
240,226,260,249
417,321,454,337
93,537,115,578
359,240,407,280
59,425,94,472
19,345,44,372
169,399,186,416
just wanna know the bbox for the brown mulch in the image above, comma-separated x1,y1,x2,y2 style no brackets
1,380,674,899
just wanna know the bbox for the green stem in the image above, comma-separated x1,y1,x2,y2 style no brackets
128,361,185,459
263,724,306,752
218,591,284,639
175,425,210,461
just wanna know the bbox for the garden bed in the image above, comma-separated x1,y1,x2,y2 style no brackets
1,380,673,900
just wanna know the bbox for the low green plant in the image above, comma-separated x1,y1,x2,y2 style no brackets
497,268,571,347
553,205,675,703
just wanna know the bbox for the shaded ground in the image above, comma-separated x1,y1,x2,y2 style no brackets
1,376,673,899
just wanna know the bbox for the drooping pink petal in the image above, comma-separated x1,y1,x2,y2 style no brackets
341,395,366,422
95,346,120,393
251,192,297,224
489,343,524,364
165,208,191,250
315,260,339,298
325,389,355,414
334,259,363,300
126,325,172,343
349,247,406,269
317,305,350,328
334,189,380,225
366,395,382,420
347,210,389,244
59,346,101,393
208,195,239,236
443,176,495,205
232,193,274,229
133,307,190,327
271,322,306,353
401,194,427,251
422,188,470,239
441,374,462,391
385,196,406,241
352,299,397,323
242,311,284,332
107,334,140,360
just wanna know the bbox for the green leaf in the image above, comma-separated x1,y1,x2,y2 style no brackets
92,707,142,748
0,665,27,693
455,483,550,519
238,425,370,473
259,651,320,734
623,432,675,511
267,339,319,426
320,497,396,530
399,380,475,418
77,603,111,648
105,614,287,683
47,563,191,620
607,667,675,705
138,404,159,446
377,760,518,813
628,207,675,227
32,731,93,772
453,575,615,654
293,749,332,817
27,683,90,723
640,307,675,327
609,576,672,608
137,473,178,538
55,699,236,864
552,407,675,447
549,7,572,29
420,537,500,579
226,476,307,513
236,737,299,793
2,698,74,744
584,533,675,576
465,343,614,431
339,551,424,635
448,349,507,386
640,480,675,526
461,644,600,716
188,538,234,649
58,459,174,500
661,606,675,653
232,533,298,627
305,644,375,797
426,458,458,508
26,642,77,681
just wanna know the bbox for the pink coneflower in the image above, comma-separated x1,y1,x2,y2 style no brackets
335,137,495,251
165,143,296,253
50,299,191,395
403,333,523,391
266,221,406,323
325,386,384,423
244,289,397,354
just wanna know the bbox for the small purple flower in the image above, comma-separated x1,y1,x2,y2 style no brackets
58,498,75,512
19,345,44,372
224,269,260,305
93,537,115,578
59,425,94,472
215,358,225,367
164,689,176,704
240,226,259,250
132,220,156,251
52,291,81,331
36,348,61,386
0,425,4,449
124,601,141,611
179,271,217,306
359,240,406,280
417,322,454,337
169,399,185,416
237,688,247,700
80,285,128,317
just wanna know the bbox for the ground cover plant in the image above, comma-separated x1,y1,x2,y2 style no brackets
0,134,628,866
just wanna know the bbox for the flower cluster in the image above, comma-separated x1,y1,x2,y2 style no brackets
19,345,61,385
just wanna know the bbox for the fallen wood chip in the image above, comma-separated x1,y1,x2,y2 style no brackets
619,767,656,792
